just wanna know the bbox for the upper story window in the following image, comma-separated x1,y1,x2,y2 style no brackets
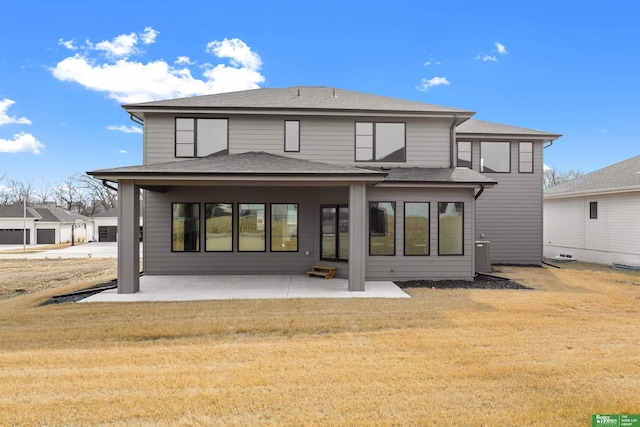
519,142,533,173
457,141,472,168
355,122,405,162
284,120,300,152
590,202,598,219
480,141,510,173
175,118,228,158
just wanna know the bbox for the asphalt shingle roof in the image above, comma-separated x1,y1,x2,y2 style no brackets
0,204,39,219
457,119,561,139
124,86,473,115
368,167,497,185
89,151,386,177
545,155,640,197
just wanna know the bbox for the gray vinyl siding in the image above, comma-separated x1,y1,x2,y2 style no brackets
144,186,346,276
366,187,475,281
143,114,452,168
144,114,175,164
143,185,476,280
470,139,544,264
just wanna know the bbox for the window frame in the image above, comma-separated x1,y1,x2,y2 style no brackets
320,204,349,262
518,141,533,173
237,203,267,252
204,203,234,252
171,202,201,252
284,120,300,153
369,201,396,256
355,122,406,163
480,141,511,173
404,202,430,256
437,202,464,256
175,117,229,158
270,203,299,252
589,201,598,219
457,141,472,169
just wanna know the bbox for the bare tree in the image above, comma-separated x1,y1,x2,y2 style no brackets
544,166,584,189
78,174,117,215
35,179,56,204
8,179,35,203
55,174,88,213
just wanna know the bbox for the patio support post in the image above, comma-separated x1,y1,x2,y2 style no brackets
348,181,366,291
117,179,140,293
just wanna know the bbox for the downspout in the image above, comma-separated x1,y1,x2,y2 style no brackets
543,140,554,149
474,184,485,200
450,114,459,167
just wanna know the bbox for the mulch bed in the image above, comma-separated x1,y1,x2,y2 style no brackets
39,280,117,306
395,273,533,290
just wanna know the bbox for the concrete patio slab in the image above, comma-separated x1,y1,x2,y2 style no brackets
81,275,410,302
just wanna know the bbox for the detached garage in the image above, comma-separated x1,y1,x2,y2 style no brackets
0,203,91,246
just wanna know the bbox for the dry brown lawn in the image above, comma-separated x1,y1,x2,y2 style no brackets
0,260,639,426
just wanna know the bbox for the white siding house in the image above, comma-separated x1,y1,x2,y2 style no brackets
544,155,640,267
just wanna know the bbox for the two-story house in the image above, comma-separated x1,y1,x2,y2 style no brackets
88,86,560,294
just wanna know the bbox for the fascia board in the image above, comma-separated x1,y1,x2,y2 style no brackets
544,186,640,199
124,107,474,120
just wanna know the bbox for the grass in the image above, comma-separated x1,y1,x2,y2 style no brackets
0,261,639,425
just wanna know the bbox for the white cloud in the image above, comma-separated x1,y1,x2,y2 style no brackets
95,32,140,58
58,38,77,50
175,56,193,65
0,99,32,126
141,27,159,44
51,31,265,104
416,76,450,92
495,42,508,55
206,38,262,70
107,124,143,134
475,54,498,62
0,132,45,154
119,149,128,154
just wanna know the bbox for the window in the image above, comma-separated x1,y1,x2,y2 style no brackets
238,204,266,251
321,205,349,261
480,142,510,173
590,202,598,219
370,202,395,255
205,203,233,251
271,204,298,251
284,121,300,152
172,203,200,252
175,118,228,158
457,141,472,168
355,122,405,162
438,202,463,255
404,202,429,255
519,142,533,173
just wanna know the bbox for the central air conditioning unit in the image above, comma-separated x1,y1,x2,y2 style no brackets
475,241,491,273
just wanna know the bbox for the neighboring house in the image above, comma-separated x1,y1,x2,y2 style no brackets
91,208,143,242
544,155,640,267
0,203,92,244
88,86,560,293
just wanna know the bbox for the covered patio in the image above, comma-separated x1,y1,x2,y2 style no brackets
81,275,410,302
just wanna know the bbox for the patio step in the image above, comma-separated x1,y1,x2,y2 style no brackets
306,265,336,279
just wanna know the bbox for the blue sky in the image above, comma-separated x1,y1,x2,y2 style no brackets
1,0,638,188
